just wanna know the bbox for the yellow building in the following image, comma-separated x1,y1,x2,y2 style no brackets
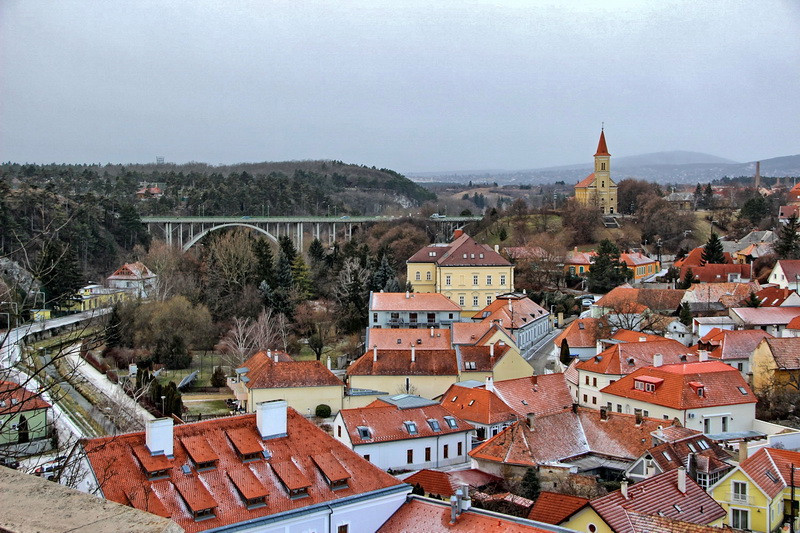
229,351,345,415
64,284,133,312
751,337,800,394
710,447,800,532
574,129,618,215
406,231,514,317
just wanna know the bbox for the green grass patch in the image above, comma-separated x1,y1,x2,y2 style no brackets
183,399,230,416
157,351,223,387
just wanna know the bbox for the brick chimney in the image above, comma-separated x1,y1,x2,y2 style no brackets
453,229,464,239
256,400,288,440
145,418,174,457
739,441,749,461
526,413,535,429
600,406,608,420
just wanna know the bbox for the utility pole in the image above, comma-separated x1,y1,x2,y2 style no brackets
792,463,796,533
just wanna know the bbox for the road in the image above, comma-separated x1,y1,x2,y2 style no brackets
525,328,562,374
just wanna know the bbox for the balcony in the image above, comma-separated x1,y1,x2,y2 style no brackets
728,492,751,504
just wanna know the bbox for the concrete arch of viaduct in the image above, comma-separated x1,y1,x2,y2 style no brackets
181,223,278,252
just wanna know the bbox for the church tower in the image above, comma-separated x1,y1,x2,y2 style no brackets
574,128,618,215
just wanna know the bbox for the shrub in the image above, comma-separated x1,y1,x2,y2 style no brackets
315,404,332,418
210,366,227,388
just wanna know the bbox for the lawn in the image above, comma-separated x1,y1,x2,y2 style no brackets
157,351,223,388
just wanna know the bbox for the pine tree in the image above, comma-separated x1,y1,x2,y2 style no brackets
308,238,326,265
745,291,761,308
678,268,695,290
587,240,631,293
703,183,714,209
679,302,693,326
210,366,227,388
701,232,726,265
291,255,313,300
775,213,800,259
371,255,395,292
519,468,541,500
278,235,297,265
38,240,83,309
384,278,402,292
104,304,123,351
253,238,275,288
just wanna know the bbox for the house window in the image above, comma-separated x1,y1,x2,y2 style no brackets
409,313,418,324
486,295,492,306
443,445,449,459
425,447,431,461
585,376,590,385
415,271,421,281
500,274,506,285
486,275,492,286
731,508,749,529
722,416,728,432
363,454,370,462
583,394,588,403
337,426,342,437
373,313,378,323
446,275,451,286
592,396,597,405
473,275,479,286
444,416,458,429
704,418,710,433
601,163,606,171
337,525,350,533
592,377,597,387
732,481,747,502
737,362,743,371
616,404,622,413
407,450,414,464
426,271,431,281
459,296,465,306
457,442,463,456
404,421,418,435
427,313,436,324
473,296,479,307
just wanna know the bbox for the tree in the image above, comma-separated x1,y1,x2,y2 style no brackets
587,240,631,293
308,238,325,265
519,468,541,500
308,333,325,361
210,366,227,388
335,258,371,333
700,232,726,265
678,267,694,290
745,291,761,308
703,183,714,209
617,179,660,215
253,238,275,288
498,226,508,242
775,213,800,260
559,339,571,366
739,195,769,225
38,240,83,309
371,254,395,292
561,199,603,245
155,334,191,370
679,301,693,326
291,255,313,300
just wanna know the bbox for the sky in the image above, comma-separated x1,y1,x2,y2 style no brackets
1,1,799,173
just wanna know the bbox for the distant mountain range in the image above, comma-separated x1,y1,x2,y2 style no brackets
409,151,800,186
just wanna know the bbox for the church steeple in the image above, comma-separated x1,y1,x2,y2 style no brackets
595,128,610,157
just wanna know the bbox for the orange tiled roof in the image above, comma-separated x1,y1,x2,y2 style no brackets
788,316,800,330
575,173,596,189
740,447,800,499
108,261,156,280
590,470,725,533
564,249,596,266
368,328,453,351
407,233,510,267
82,410,404,533
600,361,756,410
527,491,589,524
403,469,456,497
552,318,608,349
440,384,517,425
378,496,557,532
0,381,51,414
680,263,751,283
621,252,657,268
775,259,800,280
371,292,462,312
685,282,760,305
751,286,797,307
647,433,732,475
674,247,733,268
595,129,610,156
626,512,746,533
610,330,664,344
241,352,343,389
459,343,514,373
492,374,574,418
702,329,773,361
339,403,472,445
477,296,549,330
762,337,800,370
576,340,698,376
451,322,512,346
595,286,685,313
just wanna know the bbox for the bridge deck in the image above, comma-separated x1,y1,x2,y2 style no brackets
141,215,482,223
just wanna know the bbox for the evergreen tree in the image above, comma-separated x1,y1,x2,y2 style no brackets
559,339,571,366
678,268,695,290
384,277,402,292
291,255,313,300
278,235,297,265
703,183,714,209
38,240,83,309
210,366,227,388
587,240,631,293
519,468,541,500
371,255,395,292
693,183,703,208
701,232,726,265
745,291,761,308
308,238,325,265
156,334,192,370
498,226,508,241
253,238,275,288
104,304,123,351
775,213,800,259
679,301,693,326
269,251,295,316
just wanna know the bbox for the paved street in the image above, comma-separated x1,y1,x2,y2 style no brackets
525,328,562,374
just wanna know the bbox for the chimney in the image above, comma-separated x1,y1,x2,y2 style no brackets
738,441,749,461
373,345,378,362
274,352,279,363
405,291,410,299
639,336,646,342
677,466,687,494
494,244,499,253
453,229,463,239
429,327,434,337
145,418,174,457
411,344,416,363
596,339,604,355
256,400,288,440
490,343,495,357
699,350,709,362
460,485,472,511
485,376,494,392
508,299,513,312
620,480,629,499
653,353,663,367
450,495,459,524
326,356,331,370
600,406,608,420
526,413,535,429
267,349,271,359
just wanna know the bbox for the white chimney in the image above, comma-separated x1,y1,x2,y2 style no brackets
508,299,513,311
373,345,378,362
677,466,687,494
739,441,749,461
639,336,646,342
485,376,494,392
405,291,410,299
326,356,331,370
411,344,416,363
430,327,434,337
145,418,174,457
460,485,471,511
256,400,288,439
494,244,499,253
490,343,495,357
274,352,279,362
699,350,709,362
620,480,629,499
596,340,604,355
653,353,663,367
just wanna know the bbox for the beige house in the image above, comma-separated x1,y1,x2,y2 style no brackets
751,337,800,394
229,351,344,415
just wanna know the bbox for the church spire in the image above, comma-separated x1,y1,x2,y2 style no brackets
594,128,610,157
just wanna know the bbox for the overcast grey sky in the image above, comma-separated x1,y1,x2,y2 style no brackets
1,1,798,173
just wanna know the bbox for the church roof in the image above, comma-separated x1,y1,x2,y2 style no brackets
575,173,596,188
595,129,610,156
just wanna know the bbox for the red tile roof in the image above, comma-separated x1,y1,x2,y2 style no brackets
565,249,596,266
459,343,514,373
440,384,518,425
552,318,608,349
0,381,51,414
476,296,549,330
680,263,752,283
378,496,557,532
108,261,156,280
226,467,269,500
625,511,741,533
492,374,574,419
404,469,457,497
595,286,685,313
601,361,756,410
610,330,665,344
407,233,510,267
776,259,800,280
338,403,472,445
241,352,343,389
621,252,658,268
674,247,733,268
699,329,772,361
575,173,596,188
730,306,800,326
589,470,725,533
780,205,800,219
751,286,798,307
761,337,800,369
180,435,218,465
83,410,404,532
368,328,453,351
576,339,697,375
595,129,610,156
739,447,800,499
451,322,512,347
527,491,589,524
371,292,462,312
347,348,459,377
647,433,732,475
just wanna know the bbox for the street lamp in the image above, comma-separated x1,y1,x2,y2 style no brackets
161,395,166,415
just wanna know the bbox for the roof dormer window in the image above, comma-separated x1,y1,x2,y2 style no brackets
357,426,372,440
427,419,441,432
404,421,418,435
444,416,458,429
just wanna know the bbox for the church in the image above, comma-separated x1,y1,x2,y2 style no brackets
574,129,618,215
